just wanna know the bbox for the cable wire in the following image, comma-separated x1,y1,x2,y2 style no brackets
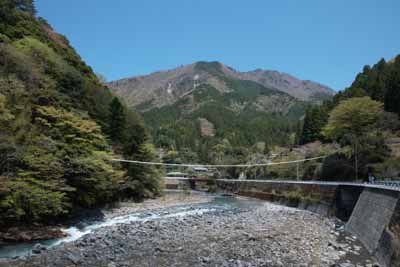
109,155,327,168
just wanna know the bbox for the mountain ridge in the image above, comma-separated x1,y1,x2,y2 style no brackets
108,61,312,158
109,61,335,110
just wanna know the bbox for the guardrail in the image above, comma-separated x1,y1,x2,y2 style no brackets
216,179,400,192
166,176,400,191
374,180,400,188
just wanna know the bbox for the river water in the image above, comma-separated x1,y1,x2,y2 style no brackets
0,193,263,259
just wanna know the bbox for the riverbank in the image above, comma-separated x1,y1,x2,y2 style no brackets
0,227,67,246
0,193,377,267
0,191,212,245
103,191,214,219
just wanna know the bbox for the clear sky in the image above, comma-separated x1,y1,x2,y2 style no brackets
36,0,399,91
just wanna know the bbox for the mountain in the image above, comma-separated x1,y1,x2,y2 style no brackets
234,69,335,102
109,61,330,163
109,61,335,111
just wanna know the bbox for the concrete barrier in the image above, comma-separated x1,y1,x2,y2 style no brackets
215,179,400,267
346,188,400,267
216,180,362,218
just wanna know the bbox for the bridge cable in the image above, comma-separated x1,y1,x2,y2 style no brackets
109,155,327,168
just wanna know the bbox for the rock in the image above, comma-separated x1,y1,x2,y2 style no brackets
199,256,210,263
0,196,376,267
31,243,46,254
154,247,164,253
0,227,66,244
66,253,80,265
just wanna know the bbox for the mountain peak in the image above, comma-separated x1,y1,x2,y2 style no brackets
108,62,335,109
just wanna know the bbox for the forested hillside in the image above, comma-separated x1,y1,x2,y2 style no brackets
298,56,400,180
0,0,162,226
111,61,313,164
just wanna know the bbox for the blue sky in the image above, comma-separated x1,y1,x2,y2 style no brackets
36,0,399,91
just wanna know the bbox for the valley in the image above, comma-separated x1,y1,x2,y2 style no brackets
109,61,335,165
0,1,399,266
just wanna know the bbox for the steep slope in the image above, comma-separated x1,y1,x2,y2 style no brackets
109,61,335,110
110,62,308,163
299,55,400,146
237,69,335,102
297,55,400,183
0,1,161,228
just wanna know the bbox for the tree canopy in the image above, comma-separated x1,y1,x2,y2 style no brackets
322,97,385,180
323,97,383,140
0,1,162,226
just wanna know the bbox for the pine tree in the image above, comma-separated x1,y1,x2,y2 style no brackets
16,0,36,14
263,139,271,155
384,57,400,116
293,121,302,146
108,97,126,142
0,0,36,15
299,106,326,145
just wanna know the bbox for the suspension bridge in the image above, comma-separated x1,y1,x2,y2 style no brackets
110,156,400,190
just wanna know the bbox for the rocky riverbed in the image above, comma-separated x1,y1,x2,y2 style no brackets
103,191,214,219
0,193,378,267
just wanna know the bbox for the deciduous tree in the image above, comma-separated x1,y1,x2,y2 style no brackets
323,97,383,180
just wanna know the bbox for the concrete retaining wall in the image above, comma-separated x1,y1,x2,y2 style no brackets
346,188,400,267
216,180,361,219
216,179,400,267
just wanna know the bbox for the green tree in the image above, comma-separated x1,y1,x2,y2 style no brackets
0,93,18,176
0,93,14,123
293,122,302,146
0,0,36,20
299,106,327,144
108,97,126,142
0,179,68,223
0,0,164,226
384,57,400,116
263,139,271,156
323,97,383,180
124,143,163,200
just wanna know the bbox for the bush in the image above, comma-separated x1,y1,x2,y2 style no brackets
0,33,10,43
302,163,321,180
320,154,355,181
373,157,400,178
0,178,69,223
65,151,125,207
124,143,163,200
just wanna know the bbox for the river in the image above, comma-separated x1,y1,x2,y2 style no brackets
0,192,261,260
0,191,377,266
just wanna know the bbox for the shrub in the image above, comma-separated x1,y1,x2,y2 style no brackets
0,178,69,223
320,154,355,181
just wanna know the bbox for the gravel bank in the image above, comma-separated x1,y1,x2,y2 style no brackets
0,195,376,267
103,191,214,219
